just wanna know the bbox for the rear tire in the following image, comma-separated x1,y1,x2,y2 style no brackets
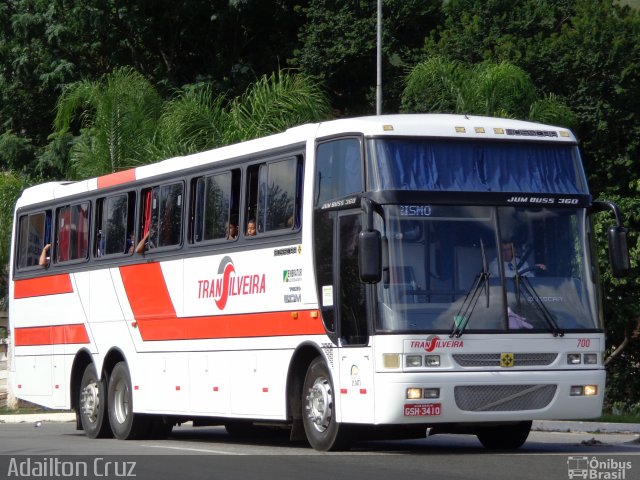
302,357,352,451
107,361,149,440
476,421,532,450
78,363,112,438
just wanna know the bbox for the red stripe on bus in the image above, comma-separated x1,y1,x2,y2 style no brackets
120,263,177,320
119,263,325,340
97,169,136,189
136,309,326,341
14,274,73,299
14,324,90,346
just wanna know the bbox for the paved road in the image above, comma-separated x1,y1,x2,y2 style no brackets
0,420,638,480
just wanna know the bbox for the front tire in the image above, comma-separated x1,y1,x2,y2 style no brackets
78,363,112,438
476,421,532,450
107,361,149,440
302,357,352,451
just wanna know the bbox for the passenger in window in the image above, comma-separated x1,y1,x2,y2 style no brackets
39,244,51,267
135,228,156,253
226,221,238,240
125,234,136,253
246,219,257,236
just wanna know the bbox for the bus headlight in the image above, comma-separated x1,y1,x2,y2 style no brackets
406,388,422,399
567,353,581,365
583,353,598,365
406,355,423,368
425,355,441,367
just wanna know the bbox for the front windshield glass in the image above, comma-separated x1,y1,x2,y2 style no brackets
375,206,599,334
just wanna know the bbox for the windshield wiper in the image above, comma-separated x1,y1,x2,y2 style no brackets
450,239,490,338
515,275,565,337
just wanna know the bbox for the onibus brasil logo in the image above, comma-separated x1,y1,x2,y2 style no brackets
197,256,266,310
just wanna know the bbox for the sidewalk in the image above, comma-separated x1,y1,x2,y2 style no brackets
0,412,639,435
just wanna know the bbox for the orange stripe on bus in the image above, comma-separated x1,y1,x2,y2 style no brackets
14,274,73,299
14,324,90,346
97,169,136,189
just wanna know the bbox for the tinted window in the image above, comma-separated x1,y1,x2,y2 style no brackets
16,211,51,269
56,202,90,262
315,138,362,206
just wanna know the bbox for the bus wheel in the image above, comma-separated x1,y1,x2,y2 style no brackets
107,361,149,440
79,363,112,438
476,421,532,450
302,357,352,451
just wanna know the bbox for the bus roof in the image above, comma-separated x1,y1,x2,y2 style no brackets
15,114,577,209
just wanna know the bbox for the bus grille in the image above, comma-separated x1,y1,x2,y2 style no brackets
454,384,557,412
452,353,558,367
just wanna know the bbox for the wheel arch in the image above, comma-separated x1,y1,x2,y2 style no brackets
285,342,330,433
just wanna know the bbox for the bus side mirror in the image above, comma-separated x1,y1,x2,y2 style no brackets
608,226,630,278
359,230,382,283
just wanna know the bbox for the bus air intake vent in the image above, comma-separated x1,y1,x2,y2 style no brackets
454,384,557,412
452,353,558,367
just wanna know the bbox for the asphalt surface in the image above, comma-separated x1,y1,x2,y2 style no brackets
1,411,639,435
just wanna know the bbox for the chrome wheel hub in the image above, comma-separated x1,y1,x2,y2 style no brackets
306,377,333,432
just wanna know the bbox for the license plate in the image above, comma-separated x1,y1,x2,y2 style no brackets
404,403,442,416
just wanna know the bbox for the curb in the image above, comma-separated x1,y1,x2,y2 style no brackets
533,420,640,435
0,412,75,424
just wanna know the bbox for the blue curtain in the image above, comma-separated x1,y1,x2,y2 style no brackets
372,140,587,194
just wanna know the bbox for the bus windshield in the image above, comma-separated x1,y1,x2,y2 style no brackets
375,205,600,334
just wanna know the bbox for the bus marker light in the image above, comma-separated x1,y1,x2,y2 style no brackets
474,127,485,134
291,312,298,319
406,388,422,400
310,311,318,318
383,354,400,369
455,126,466,133
360,389,367,395
494,128,505,134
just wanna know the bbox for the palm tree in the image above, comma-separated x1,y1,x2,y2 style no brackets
154,71,331,158
401,56,576,128
52,67,163,178
51,69,331,180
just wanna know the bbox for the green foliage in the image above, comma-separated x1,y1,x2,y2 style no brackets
0,171,29,309
401,56,575,127
52,67,163,177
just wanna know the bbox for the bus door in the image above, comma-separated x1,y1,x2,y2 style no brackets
314,208,373,422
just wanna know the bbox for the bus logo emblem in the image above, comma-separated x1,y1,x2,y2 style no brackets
500,353,515,368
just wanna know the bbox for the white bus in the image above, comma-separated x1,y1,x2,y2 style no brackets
8,114,629,451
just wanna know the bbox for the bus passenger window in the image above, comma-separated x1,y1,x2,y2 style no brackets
246,156,301,235
138,182,183,251
315,138,362,207
55,202,89,263
16,211,51,269
95,193,135,256
191,170,240,242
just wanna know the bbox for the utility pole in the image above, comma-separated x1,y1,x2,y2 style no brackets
376,0,382,115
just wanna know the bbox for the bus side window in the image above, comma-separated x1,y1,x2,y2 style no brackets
55,202,90,263
315,138,362,207
139,182,183,251
16,210,51,269
247,156,301,235
191,170,240,242
95,193,135,256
